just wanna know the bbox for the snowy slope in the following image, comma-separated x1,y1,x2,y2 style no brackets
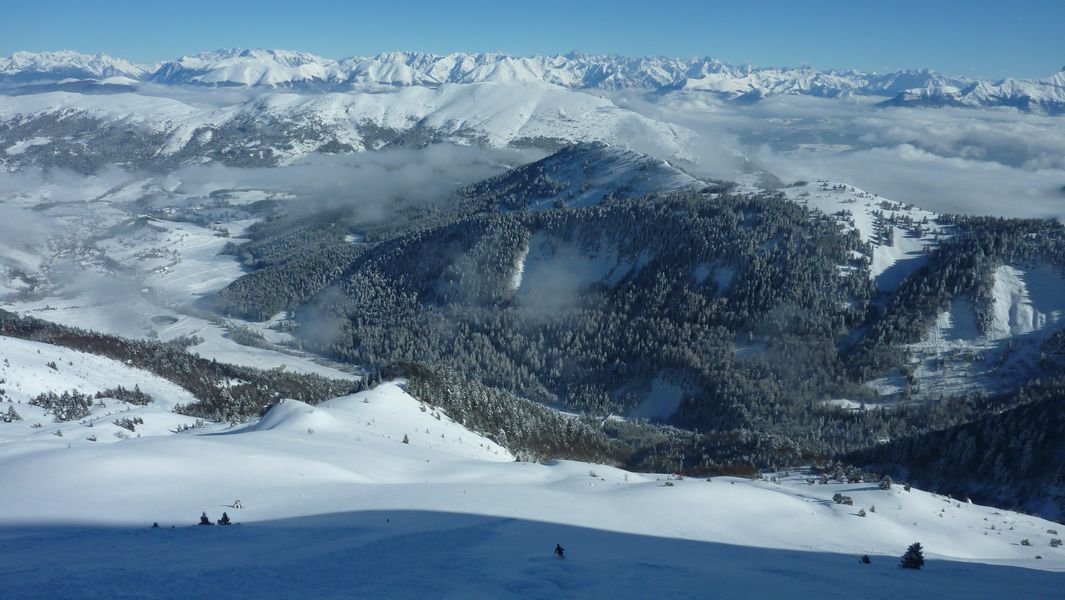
0,335,203,444
0,379,1061,597
782,180,945,291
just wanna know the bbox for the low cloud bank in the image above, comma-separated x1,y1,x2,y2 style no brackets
616,91,1065,220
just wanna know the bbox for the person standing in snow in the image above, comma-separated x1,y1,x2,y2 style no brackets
555,544,565,559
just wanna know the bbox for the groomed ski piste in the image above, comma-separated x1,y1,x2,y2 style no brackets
0,335,1062,599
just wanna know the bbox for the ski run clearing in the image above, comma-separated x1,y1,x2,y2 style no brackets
0,336,1062,598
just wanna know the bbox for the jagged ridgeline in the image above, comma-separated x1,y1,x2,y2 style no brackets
215,144,877,435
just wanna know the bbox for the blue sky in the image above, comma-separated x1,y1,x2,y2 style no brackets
4,0,1063,78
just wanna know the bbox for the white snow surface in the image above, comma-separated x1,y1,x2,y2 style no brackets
0,374,1062,597
986,265,1065,340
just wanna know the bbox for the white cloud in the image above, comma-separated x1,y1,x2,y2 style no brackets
615,92,1065,220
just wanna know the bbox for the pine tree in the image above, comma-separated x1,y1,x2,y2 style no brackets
900,542,924,569
199,512,211,526
879,475,893,490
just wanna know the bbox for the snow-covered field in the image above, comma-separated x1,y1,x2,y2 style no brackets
1,374,1062,597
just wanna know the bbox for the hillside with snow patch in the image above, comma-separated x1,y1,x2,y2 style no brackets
882,263,1065,401
782,180,945,291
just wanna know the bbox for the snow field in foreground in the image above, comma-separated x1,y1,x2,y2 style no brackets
1,339,1063,596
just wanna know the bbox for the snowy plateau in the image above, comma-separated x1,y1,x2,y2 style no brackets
1,48,1065,599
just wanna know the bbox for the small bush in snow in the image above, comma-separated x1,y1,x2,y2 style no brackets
900,543,924,569
879,475,893,490
1050,539,1061,548
833,493,854,506
858,509,867,517
2,405,21,422
1021,538,1031,546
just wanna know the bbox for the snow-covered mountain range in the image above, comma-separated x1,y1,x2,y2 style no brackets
0,50,150,83
880,70,1065,114
0,79,699,170
3,49,1064,113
